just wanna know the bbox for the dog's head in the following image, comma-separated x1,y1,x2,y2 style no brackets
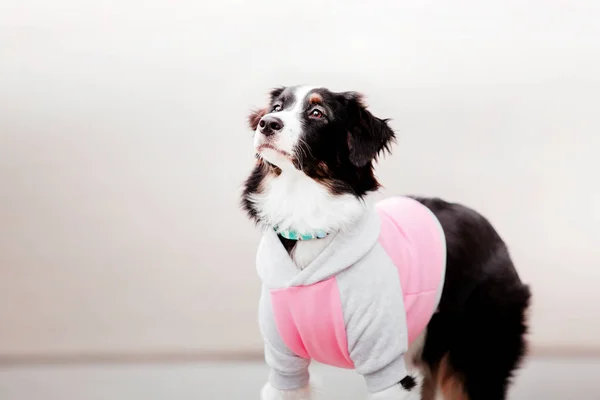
243,85,395,228
249,86,394,191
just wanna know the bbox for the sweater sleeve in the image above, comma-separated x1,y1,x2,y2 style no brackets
258,286,311,390
336,244,410,393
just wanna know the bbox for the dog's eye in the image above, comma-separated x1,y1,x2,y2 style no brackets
272,104,282,112
310,109,323,118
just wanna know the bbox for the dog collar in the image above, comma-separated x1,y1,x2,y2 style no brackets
273,225,329,241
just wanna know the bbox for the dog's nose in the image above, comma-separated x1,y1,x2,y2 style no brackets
259,115,284,136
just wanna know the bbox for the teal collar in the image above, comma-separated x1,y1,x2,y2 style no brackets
273,225,329,241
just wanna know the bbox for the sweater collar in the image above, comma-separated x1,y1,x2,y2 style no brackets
256,208,381,289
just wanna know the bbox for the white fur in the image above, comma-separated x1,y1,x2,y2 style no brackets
254,85,318,161
261,383,315,400
261,382,419,400
367,385,414,400
248,166,368,269
260,382,421,400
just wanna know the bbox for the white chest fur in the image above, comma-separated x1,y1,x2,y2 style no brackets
248,168,367,269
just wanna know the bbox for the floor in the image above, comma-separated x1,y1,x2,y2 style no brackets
0,357,598,399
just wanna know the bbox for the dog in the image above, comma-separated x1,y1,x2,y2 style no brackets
241,85,531,400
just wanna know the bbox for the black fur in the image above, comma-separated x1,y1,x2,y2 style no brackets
297,89,395,195
412,196,531,399
339,91,396,167
241,159,269,223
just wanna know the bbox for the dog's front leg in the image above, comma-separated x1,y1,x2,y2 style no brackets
367,386,413,400
261,382,315,400
366,376,418,400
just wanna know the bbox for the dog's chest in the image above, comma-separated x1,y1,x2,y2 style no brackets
250,171,367,239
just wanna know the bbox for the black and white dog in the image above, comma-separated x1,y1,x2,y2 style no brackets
242,86,531,400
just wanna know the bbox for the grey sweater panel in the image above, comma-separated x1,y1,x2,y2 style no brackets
336,243,409,392
258,287,311,390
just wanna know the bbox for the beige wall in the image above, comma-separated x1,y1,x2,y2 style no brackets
1,0,599,359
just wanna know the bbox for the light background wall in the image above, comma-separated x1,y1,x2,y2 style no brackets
1,0,599,359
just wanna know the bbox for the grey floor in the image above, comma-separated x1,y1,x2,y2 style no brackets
0,357,598,399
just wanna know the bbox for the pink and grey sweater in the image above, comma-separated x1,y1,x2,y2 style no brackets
256,196,446,393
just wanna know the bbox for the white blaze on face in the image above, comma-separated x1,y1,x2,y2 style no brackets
253,85,318,170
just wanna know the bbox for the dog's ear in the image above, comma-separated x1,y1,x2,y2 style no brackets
338,91,395,167
248,108,267,130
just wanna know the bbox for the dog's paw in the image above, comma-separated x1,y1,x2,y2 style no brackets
260,382,314,400
367,384,414,400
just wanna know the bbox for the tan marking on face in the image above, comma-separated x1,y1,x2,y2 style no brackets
309,162,334,187
309,93,322,105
